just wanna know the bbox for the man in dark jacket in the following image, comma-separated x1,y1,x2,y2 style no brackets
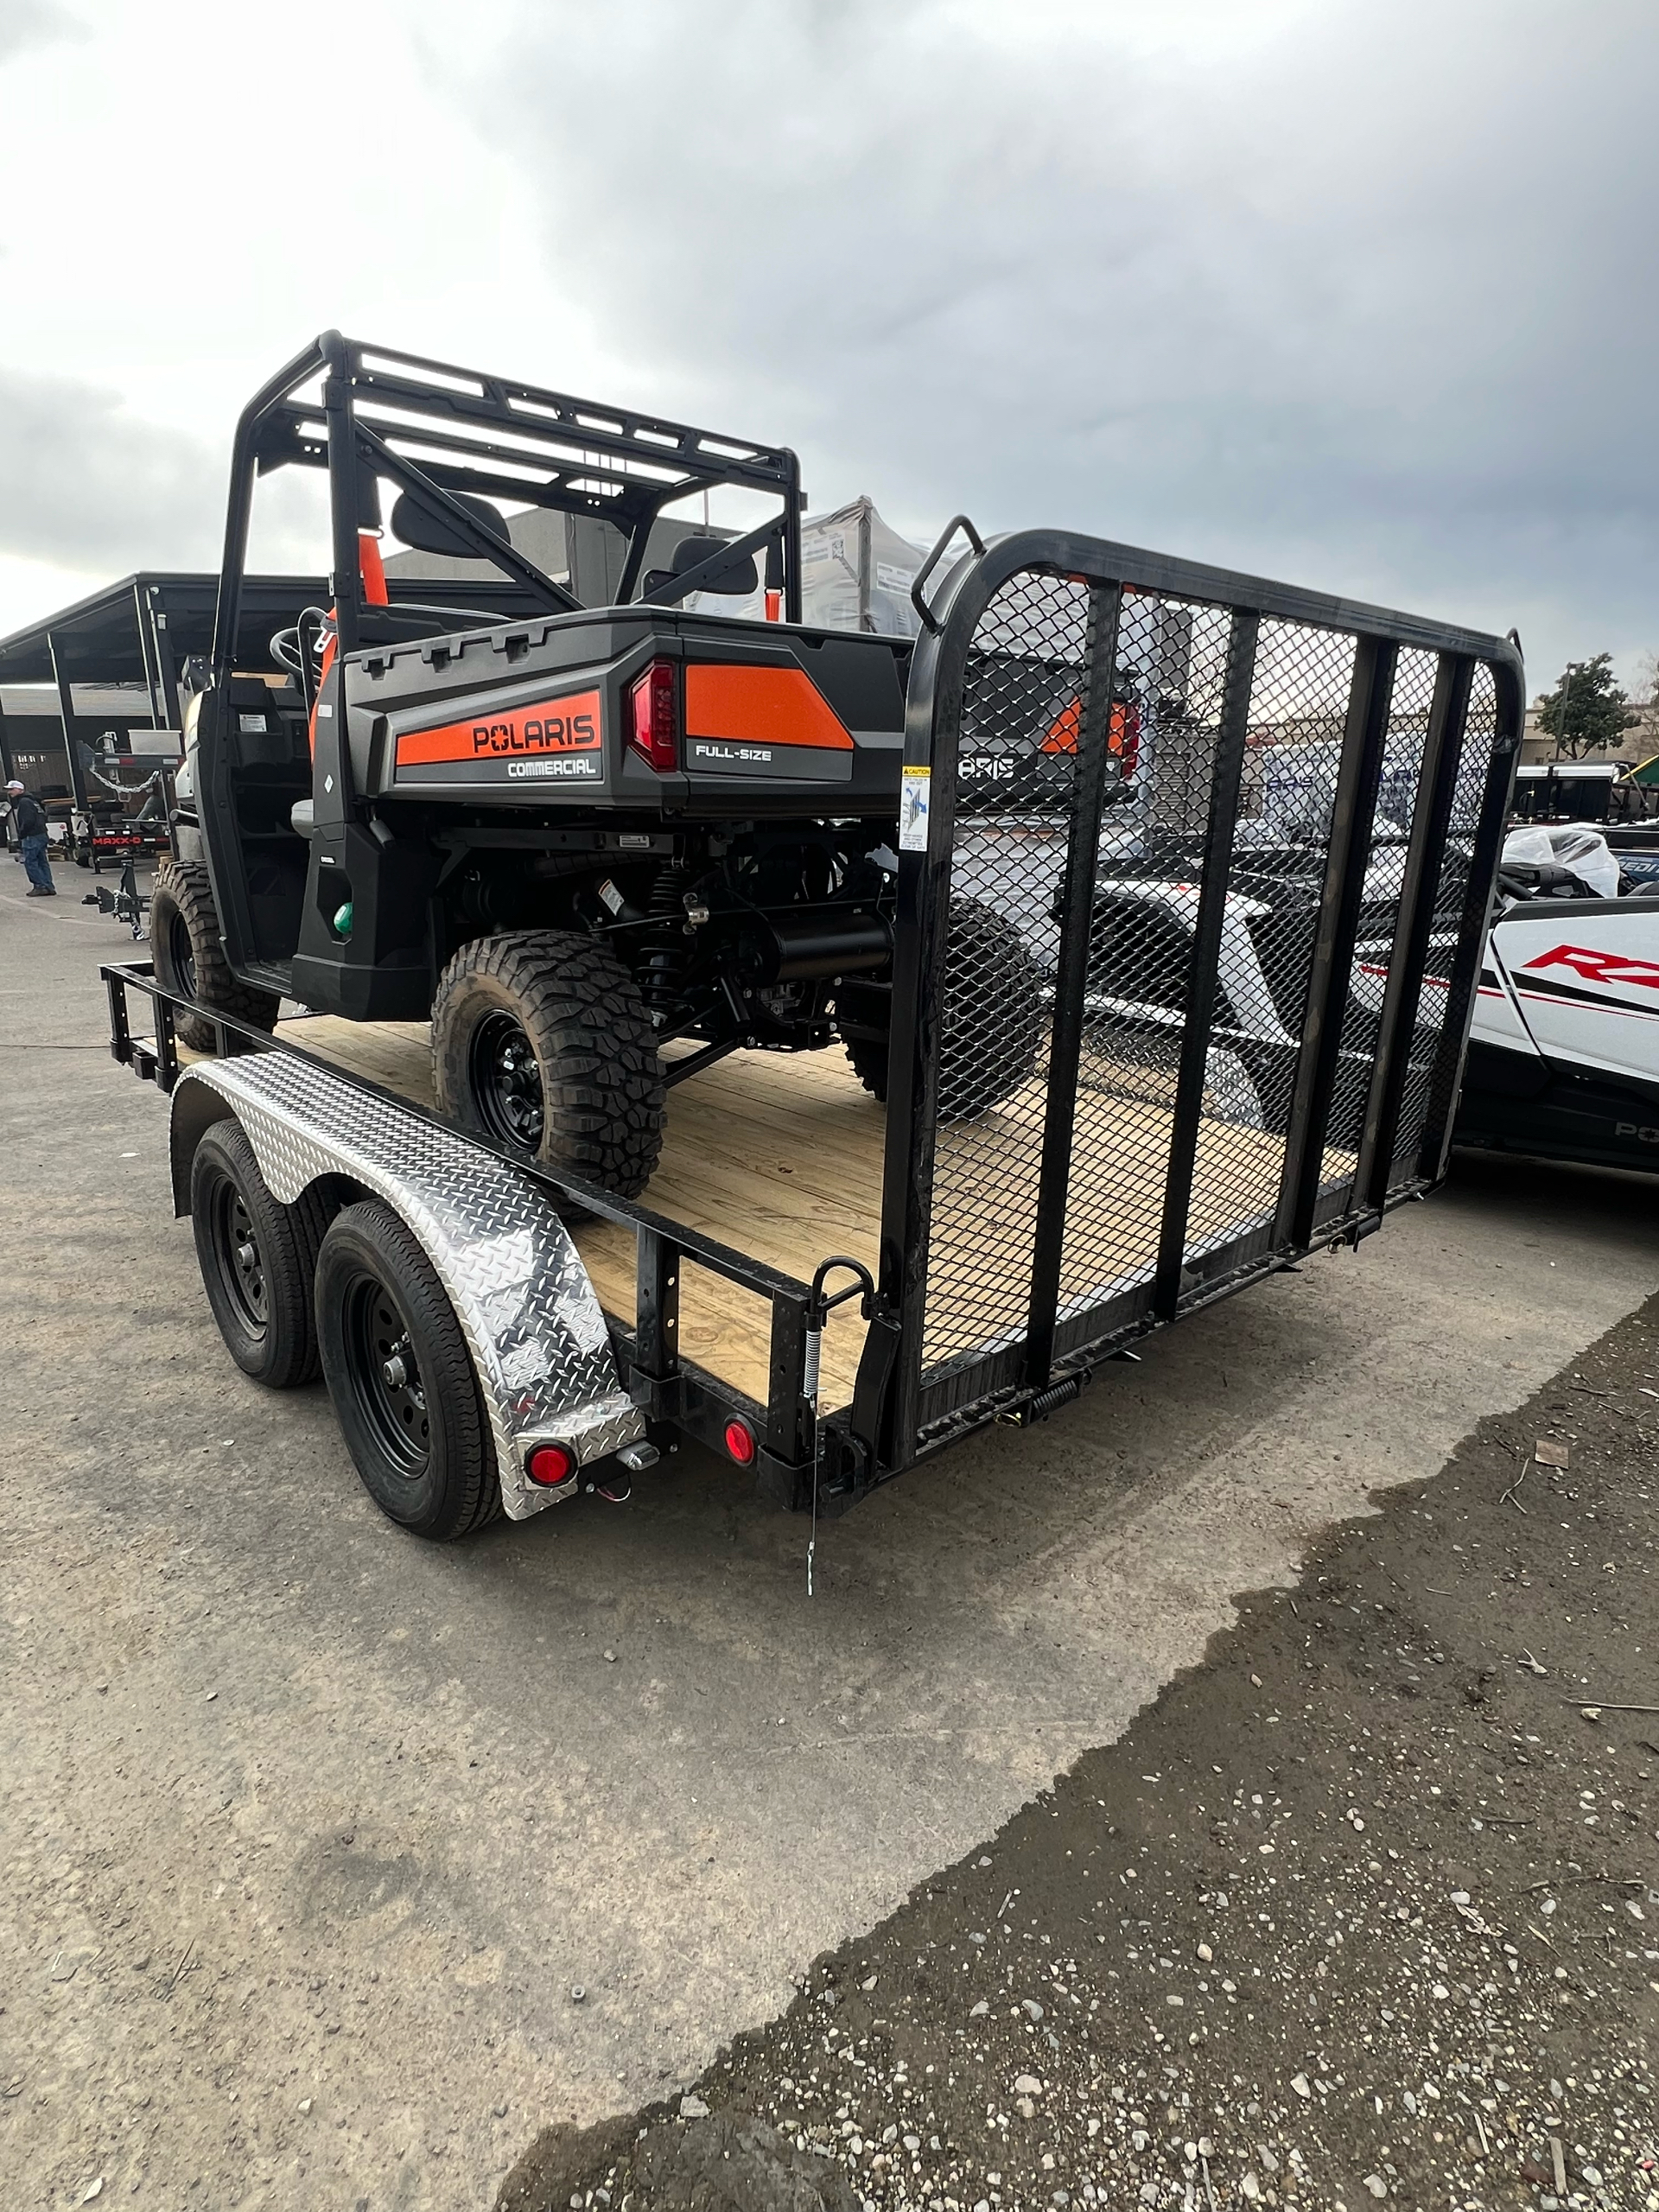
5,779,56,895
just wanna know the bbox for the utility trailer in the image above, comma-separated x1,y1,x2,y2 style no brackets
105,467,1522,1535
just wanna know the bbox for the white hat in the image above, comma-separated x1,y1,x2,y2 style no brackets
4,779,23,792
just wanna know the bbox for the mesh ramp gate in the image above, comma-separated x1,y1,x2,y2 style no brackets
864,531,1520,1471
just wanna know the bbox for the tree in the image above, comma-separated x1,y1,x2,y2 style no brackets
1631,654,1659,752
1534,653,1637,759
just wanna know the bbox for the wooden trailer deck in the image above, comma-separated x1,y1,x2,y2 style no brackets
262,1017,1325,1416
274,1017,887,1412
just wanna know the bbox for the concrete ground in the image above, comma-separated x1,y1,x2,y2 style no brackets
2,858,1656,2212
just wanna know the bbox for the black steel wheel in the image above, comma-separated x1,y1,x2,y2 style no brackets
431,930,664,1198
167,901,199,1003
467,1007,545,1152
149,860,281,1052
315,1200,501,1541
189,1118,327,1387
339,1268,431,1478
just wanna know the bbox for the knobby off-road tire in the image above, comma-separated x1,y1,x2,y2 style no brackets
842,1027,891,1102
149,860,281,1052
315,1200,502,1541
838,898,1043,1118
190,1118,329,1387
430,930,665,1198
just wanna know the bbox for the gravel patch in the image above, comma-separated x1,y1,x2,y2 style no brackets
499,1292,1659,2212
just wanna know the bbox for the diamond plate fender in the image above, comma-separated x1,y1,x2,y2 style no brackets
170,1054,644,1520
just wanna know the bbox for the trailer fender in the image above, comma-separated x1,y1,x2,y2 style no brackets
169,1054,645,1518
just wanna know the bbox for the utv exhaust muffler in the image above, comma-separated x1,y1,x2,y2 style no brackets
739,909,893,984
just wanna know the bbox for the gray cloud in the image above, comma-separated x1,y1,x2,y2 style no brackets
0,363,333,589
0,363,222,572
0,0,78,65
448,0,1659,685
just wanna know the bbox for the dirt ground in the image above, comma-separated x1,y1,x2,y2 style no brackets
501,1293,1659,2212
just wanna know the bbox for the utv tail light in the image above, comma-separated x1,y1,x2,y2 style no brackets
628,659,679,772
527,1442,575,1487
723,1419,756,1465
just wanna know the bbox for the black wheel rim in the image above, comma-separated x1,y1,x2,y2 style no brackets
168,906,198,1000
469,1008,544,1151
340,1269,430,1478
208,1173,266,1334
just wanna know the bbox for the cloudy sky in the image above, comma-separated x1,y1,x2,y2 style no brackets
1,0,1654,692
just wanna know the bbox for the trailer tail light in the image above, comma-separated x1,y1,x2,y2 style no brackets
723,1418,756,1465
628,659,678,772
1112,702,1141,781
526,1442,575,1487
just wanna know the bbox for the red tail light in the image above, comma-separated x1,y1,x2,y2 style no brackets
1112,702,1141,781
723,1419,756,1465
628,659,678,772
527,1443,575,1487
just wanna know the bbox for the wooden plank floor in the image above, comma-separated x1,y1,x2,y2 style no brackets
273,1016,885,1411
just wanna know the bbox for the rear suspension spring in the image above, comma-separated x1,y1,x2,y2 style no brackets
638,862,691,1021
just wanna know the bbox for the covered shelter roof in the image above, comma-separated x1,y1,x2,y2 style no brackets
0,572,329,690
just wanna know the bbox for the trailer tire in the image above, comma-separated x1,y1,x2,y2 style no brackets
190,1118,327,1388
315,1200,502,1541
149,861,282,1052
430,931,665,1198
838,899,1043,1116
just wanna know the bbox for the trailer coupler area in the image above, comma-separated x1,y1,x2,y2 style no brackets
169,1052,645,1519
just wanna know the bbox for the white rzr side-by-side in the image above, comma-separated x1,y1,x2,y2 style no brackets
1081,813,1659,1179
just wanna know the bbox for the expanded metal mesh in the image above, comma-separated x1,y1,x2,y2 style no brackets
1312,645,1442,1216
1060,593,1234,1307
1387,659,1499,1177
1179,617,1358,1268
911,559,1504,1406
921,570,1091,1369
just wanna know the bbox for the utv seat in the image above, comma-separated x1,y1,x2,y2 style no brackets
642,535,758,601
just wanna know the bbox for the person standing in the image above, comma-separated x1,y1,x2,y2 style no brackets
5,779,56,896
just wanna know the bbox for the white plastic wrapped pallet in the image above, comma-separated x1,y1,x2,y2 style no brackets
798,496,927,638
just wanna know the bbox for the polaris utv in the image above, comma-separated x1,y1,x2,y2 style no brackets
158,334,1038,1195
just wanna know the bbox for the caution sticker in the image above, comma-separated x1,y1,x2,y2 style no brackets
899,765,931,853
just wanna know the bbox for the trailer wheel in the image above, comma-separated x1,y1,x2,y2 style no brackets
838,899,1043,1116
149,861,282,1052
315,1200,502,1541
431,931,665,1198
190,1119,327,1387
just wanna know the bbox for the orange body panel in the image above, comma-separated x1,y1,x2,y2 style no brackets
396,688,603,766
684,664,854,751
1041,696,1131,756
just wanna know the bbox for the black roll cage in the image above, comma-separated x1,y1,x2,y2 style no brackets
209,330,805,696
